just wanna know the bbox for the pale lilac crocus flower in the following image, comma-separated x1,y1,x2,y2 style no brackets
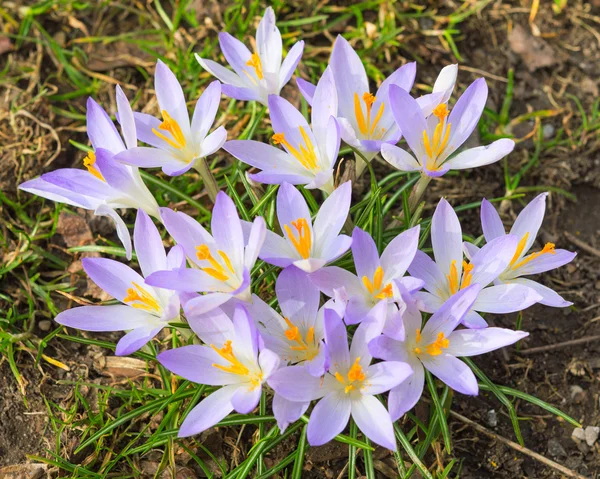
158,304,280,437
252,182,352,273
55,210,183,355
464,194,576,307
116,61,226,177
195,7,304,106
408,198,542,328
369,286,528,420
269,302,412,449
224,67,340,193
310,225,420,325
145,192,265,315
19,86,160,259
381,79,515,178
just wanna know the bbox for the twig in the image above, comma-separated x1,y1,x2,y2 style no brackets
564,231,600,258
519,335,600,355
449,410,588,479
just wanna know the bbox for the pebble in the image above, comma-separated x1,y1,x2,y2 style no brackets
486,409,498,427
542,124,555,139
572,427,586,442
569,385,584,400
38,320,51,332
547,438,567,457
585,426,600,446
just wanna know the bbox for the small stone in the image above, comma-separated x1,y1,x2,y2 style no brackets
547,438,567,457
572,427,586,442
569,385,584,400
38,320,52,332
585,426,600,446
486,409,498,427
542,124,555,139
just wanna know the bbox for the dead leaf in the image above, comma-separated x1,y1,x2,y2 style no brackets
85,41,154,71
94,356,148,378
0,463,47,479
508,25,561,72
57,211,93,248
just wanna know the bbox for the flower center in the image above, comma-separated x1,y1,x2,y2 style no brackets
211,340,263,390
362,266,393,300
152,110,187,150
335,357,366,394
196,244,235,281
509,232,555,270
283,218,312,259
123,282,161,314
423,104,452,170
283,317,319,361
354,92,385,140
83,151,104,181
245,52,264,82
447,259,474,295
414,329,450,356
272,127,318,171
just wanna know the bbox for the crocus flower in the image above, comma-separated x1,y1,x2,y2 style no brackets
369,286,528,420
269,302,412,449
116,61,226,177
381,78,515,177
408,199,542,328
224,67,340,193
158,304,280,437
19,86,160,258
195,7,304,106
465,194,576,307
252,182,352,273
55,210,183,355
310,225,420,325
297,35,416,171
145,192,266,314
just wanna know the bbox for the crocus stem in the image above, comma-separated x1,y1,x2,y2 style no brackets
354,151,377,178
194,157,220,203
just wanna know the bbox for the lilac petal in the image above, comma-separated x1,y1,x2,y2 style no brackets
320,235,352,266
307,392,351,447
473,284,541,313
351,227,380,280
277,182,312,239
195,54,246,87
146,268,225,293
18,177,98,210
509,193,547,254
462,310,488,329
116,325,162,356
311,67,338,146
160,207,214,263
185,293,234,316
306,341,328,377
191,81,221,140
187,307,234,345
447,78,487,150
155,60,190,134
82,257,145,302
337,118,362,149
313,181,351,253
245,216,266,269
94,204,133,259
480,198,505,241
268,365,326,402
512,249,576,276
352,395,396,451
132,112,169,149
256,7,282,73
249,171,312,186
431,198,463,279
178,385,236,437
421,285,481,340
381,144,421,172
445,139,514,171
224,140,305,175
218,32,253,79
310,266,364,299
115,147,178,168
293,257,327,273
324,308,350,372
469,235,518,287
382,305,407,341
167,244,186,270
134,209,167,277
512,277,572,307
55,305,151,331
160,158,195,177
276,266,320,327
344,295,375,326
296,77,316,105
232,304,259,361
41,169,114,200
388,84,427,158
414,291,444,313
86,97,125,154
374,61,417,132
268,95,315,159
446,328,528,357
231,386,261,414
273,394,309,433
158,345,233,385
421,353,478,396
259,229,296,267
365,361,413,395
423,162,450,178
349,300,387,364
93,149,136,195
463,241,480,261
323,116,341,169
200,126,227,157
388,359,425,420
259,348,280,378
432,64,458,103
221,84,262,102
380,226,420,281
368,335,407,362
408,250,447,295
212,191,244,271
279,41,304,88
115,85,137,150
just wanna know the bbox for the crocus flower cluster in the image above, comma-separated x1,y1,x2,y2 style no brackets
22,5,578,454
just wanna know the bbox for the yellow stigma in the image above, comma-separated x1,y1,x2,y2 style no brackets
283,317,318,361
283,218,312,259
83,151,104,181
195,244,235,281
152,110,187,150
413,329,450,356
245,52,264,81
335,357,367,394
422,105,452,170
432,103,449,121
511,240,556,270
271,127,318,171
211,340,263,389
447,259,474,295
123,282,161,314
362,266,393,300
354,92,385,139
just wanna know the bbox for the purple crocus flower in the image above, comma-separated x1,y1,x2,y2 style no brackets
158,304,280,437
55,210,183,355
369,286,528,420
297,35,416,173
144,192,266,315
252,182,352,273
310,225,420,325
19,86,160,259
195,7,304,106
269,302,412,449
408,198,542,328
224,67,340,193
116,61,226,177
381,77,515,177
465,194,576,307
